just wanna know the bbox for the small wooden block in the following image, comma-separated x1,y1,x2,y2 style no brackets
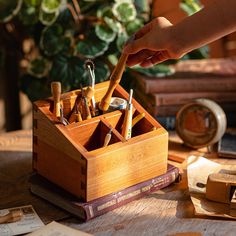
206,173,236,204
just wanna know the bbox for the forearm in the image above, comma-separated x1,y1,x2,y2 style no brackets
170,0,236,56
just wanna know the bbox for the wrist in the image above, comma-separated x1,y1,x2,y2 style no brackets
166,25,187,59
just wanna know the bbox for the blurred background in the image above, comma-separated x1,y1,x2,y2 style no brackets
0,0,236,133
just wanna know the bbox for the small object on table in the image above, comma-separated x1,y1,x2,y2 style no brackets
176,98,227,149
206,173,236,204
121,89,133,140
99,53,128,111
0,210,23,224
51,81,61,118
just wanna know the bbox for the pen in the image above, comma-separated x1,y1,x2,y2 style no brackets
121,89,133,140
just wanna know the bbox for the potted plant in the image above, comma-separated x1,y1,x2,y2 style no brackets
0,0,205,102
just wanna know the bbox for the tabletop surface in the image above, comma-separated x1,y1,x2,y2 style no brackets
0,129,236,236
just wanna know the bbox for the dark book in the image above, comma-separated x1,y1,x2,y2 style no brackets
135,89,236,115
218,131,236,158
133,58,236,94
30,164,180,221
148,92,236,107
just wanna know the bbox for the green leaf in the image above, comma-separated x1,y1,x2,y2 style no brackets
41,0,61,13
104,16,122,33
39,7,59,25
24,0,41,7
19,4,39,25
92,60,110,83
186,46,209,59
112,1,136,23
97,5,113,18
95,23,116,43
0,0,23,23
27,57,51,78
116,30,128,52
76,30,109,58
20,74,51,101
49,54,85,90
125,18,143,36
132,64,174,77
134,0,150,14
40,24,66,56
180,0,201,16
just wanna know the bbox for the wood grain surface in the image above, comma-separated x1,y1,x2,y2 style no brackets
0,130,236,236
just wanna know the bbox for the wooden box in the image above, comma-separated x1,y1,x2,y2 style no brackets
33,81,168,202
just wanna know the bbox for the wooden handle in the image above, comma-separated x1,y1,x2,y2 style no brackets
85,86,94,101
103,129,112,147
132,113,145,127
81,97,91,120
68,110,83,123
121,89,133,140
51,81,61,118
85,87,96,116
99,53,128,111
121,107,133,140
0,210,23,224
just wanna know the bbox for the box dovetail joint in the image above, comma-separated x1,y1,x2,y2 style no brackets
33,81,168,201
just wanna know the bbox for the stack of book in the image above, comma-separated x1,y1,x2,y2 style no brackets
132,58,236,130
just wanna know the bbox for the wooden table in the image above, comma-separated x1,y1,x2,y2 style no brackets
0,130,236,236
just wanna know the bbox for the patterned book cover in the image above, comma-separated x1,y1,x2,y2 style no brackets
30,164,180,221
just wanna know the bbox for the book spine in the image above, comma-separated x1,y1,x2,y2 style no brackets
153,92,236,106
82,166,179,220
141,77,236,94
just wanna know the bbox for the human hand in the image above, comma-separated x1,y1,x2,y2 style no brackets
123,17,182,67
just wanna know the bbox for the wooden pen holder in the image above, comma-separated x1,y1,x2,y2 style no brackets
33,81,168,202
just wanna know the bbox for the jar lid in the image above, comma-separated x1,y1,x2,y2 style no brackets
176,99,227,148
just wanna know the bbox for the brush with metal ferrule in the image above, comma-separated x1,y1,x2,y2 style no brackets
84,60,96,115
121,89,133,140
99,53,128,112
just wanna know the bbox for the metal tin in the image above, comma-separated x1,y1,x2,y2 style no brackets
176,98,227,149
108,97,127,111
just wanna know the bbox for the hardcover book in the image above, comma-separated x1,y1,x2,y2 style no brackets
30,164,180,221
134,85,236,117
133,58,236,94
